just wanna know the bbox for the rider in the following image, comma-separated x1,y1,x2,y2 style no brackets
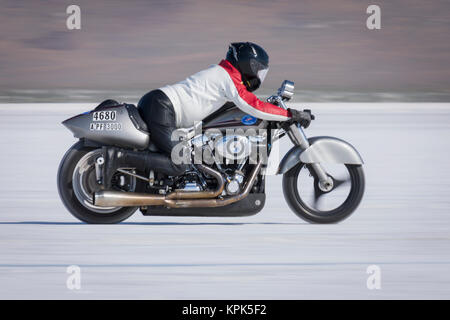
108,42,312,179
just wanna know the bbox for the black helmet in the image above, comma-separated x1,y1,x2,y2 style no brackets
226,42,269,92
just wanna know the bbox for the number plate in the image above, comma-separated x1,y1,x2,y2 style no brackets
89,122,122,131
92,111,117,121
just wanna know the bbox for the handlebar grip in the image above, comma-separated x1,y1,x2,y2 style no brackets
303,109,315,120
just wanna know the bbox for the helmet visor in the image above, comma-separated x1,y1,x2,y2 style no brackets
257,67,269,84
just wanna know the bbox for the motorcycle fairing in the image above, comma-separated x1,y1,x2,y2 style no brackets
62,104,150,150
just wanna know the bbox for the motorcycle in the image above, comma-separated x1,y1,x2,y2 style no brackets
58,80,365,224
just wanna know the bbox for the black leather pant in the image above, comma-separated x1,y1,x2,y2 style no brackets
138,89,178,154
137,90,188,175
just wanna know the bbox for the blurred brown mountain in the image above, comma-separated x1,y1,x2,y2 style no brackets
1,0,449,94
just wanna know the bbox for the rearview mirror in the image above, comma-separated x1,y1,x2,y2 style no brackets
277,80,295,101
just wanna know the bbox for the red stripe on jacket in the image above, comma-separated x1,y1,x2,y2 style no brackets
218,60,291,118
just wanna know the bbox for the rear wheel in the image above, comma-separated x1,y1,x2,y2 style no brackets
282,163,364,223
57,141,138,224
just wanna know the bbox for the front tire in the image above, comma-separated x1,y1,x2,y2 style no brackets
282,163,365,223
57,141,137,224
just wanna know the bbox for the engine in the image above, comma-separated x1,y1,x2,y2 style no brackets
188,132,266,196
215,135,251,162
191,133,265,162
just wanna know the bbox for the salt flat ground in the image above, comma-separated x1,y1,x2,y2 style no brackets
0,102,449,299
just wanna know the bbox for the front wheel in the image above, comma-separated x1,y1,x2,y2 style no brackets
282,163,365,223
57,141,138,224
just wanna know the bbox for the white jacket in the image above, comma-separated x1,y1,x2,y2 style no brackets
159,59,290,128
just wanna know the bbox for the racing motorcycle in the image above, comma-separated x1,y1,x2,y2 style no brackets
58,81,365,224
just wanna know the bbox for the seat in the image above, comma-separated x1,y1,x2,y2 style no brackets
95,100,149,133
124,104,160,151
125,104,149,133
95,99,120,109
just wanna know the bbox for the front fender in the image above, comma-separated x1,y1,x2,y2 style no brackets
277,136,364,174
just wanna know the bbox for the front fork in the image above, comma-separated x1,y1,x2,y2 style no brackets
286,123,333,191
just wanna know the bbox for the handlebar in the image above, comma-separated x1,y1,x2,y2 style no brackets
267,94,315,123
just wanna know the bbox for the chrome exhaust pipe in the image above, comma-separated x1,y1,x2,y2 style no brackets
93,161,261,208
94,191,166,207
165,160,261,208
94,164,224,207
166,164,225,199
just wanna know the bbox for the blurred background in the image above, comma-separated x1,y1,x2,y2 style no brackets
1,1,450,299
1,0,449,102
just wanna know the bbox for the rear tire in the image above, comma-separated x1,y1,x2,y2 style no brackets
57,141,137,224
282,163,365,223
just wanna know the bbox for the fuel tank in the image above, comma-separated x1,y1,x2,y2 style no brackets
62,104,150,150
203,102,264,130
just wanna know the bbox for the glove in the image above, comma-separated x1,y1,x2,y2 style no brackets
288,108,314,128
